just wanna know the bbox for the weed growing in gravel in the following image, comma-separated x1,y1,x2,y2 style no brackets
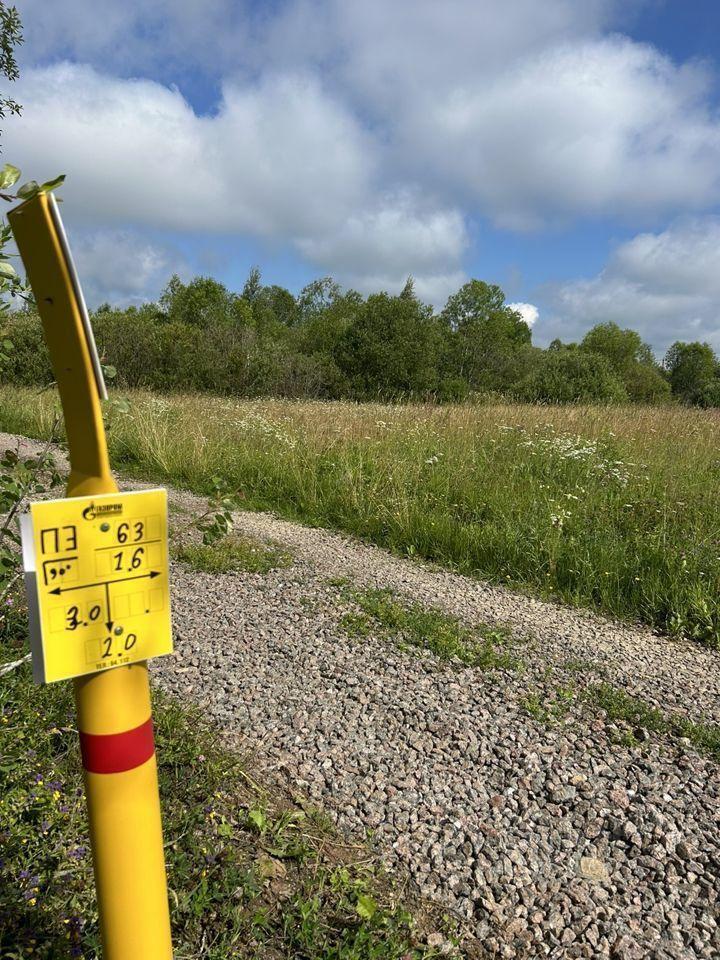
174,534,292,576
339,586,519,671
521,685,576,724
586,683,720,761
0,626,463,959
521,677,720,762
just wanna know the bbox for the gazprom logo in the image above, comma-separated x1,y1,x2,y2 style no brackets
82,502,123,521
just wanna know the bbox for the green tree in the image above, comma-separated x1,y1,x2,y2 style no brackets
338,291,441,398
297,277,342,321
0,2,21,136
580,321,669,402
664,341,719,405
160,275,249,328
441,280,531,391
580,322,654,370
241,265,262,303
515,348,627,403
256,284,299,327
623,363,672,404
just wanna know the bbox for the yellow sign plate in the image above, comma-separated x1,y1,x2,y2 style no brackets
22,489,173,683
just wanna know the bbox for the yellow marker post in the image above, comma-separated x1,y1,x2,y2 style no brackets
10,193,173,959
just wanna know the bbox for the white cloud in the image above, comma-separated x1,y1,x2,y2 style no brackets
69,229,189,307
6,63,371,237
18,1,720,232
508,302,539,327
12,0,720,312
233,3,720,227
5,63,468,299
541,218,720,354
297,197,468,303
17,0,253,79
18,0,614,82
404,38,720,229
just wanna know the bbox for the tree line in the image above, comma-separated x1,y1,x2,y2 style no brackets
3,269,720,405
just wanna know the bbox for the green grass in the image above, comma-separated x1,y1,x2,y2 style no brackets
521,686,576,724
174,534,292,575
586,682,720,760
339,585,518,671
0,623,463,959
3,387,720,647
521,675,720,761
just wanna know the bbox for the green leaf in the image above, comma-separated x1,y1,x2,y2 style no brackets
0,261,17,279
2,339,13,350
356,894,378,920
101,363,117,380
247,808,267,833
39,174,66,193
16,180,39,200
0,163,20,189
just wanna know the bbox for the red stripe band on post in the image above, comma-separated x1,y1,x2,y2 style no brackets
79,716,155,774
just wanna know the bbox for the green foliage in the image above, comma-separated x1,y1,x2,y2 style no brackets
521,686,575,724
0,424,451,958
664,341,720,405
337,292,442,398
440,280,532,391
622,362,672,403
3,391,714,647
522,675,720,760
0,638,446,958
192,475,244,545
580,322,654,370
175,535,292,575
160,274,250,328
339,586,518,670
297,276,343,319
0,1,21,127
586,683,720,760
14,174,66,201
0,441,60,593
1,257,718,406
514,347,628,403
1,310,52,383
241,265,263,303
580,322,670,403
0,160,18,187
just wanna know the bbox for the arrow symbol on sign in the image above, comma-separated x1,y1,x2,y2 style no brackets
48,571,161,596
105,582,113,632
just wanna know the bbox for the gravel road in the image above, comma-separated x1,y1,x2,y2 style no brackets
4,432,719,959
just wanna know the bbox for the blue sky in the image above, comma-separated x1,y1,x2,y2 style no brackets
6,0,720,355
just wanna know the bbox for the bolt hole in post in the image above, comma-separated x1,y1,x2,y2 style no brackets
10,192,174,959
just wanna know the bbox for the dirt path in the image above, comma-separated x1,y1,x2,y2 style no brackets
4,432,719,959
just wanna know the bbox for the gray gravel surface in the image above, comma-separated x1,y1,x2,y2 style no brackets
3,432,719,959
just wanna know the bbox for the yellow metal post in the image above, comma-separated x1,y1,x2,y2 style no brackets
9,193,173,959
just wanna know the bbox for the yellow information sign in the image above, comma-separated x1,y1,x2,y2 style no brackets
21,488,173,683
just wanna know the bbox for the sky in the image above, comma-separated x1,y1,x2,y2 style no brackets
4,0,720,355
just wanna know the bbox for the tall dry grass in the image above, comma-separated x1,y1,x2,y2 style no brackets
3,386,719,646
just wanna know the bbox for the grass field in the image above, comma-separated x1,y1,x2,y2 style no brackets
1,386,719,648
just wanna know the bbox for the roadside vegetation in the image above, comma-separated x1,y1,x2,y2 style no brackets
522,678,720,762
3,272,720,407
1,626,460,959
1,389,719,649
336,582,720,762
0,431,463,959
174,534,292,576
337,583,517,671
